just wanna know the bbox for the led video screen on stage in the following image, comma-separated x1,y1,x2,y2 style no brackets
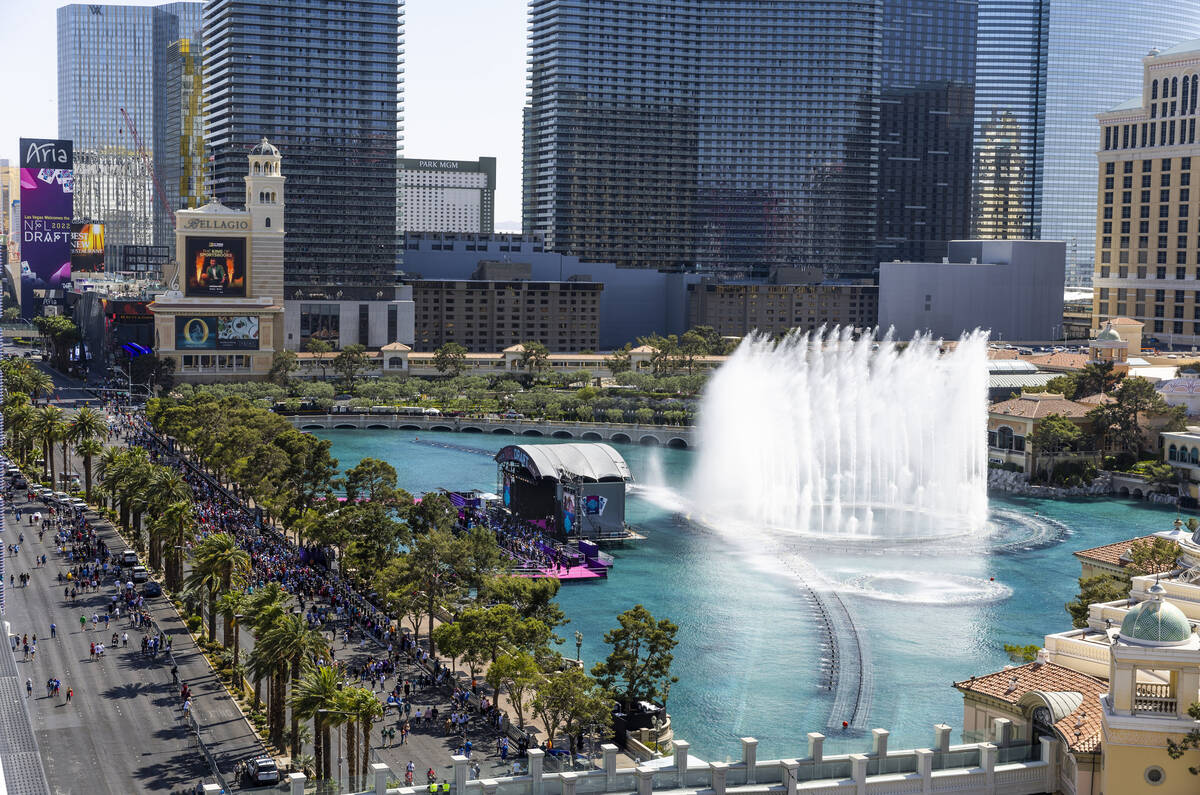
184,236,247,297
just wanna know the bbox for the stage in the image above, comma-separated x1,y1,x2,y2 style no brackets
516,564,606,581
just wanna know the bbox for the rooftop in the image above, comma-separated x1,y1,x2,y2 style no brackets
1025,352,1091,371
989,393,1091,419
953,661,1105,752
1073,535,1173,573
1157,38,1200,58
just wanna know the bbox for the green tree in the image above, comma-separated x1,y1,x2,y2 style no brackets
591,604,679,712
486,651,540,730
604,343,632,375
332,344,371,391
33,315,80,371
531,666,613,749
433,342,468,376
305,338,334,382
75,438,103,501
376,528,462,656
1043,373,1080,399
1127,537,1182,575
31,405,65,483
289,665,342,781
150,500,196,590
268,349,300,385
1166,701,1200,774
343,457,402,505
188,533,250,644
520,341,550,377
259,614,329,755
1075,361,1124,398
1003,643,1040,663
1028,413,1083,482
1066,574,1130,628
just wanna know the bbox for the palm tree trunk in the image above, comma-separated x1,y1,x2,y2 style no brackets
322,724,332,782
47,440,56,484
361,720,371,790
253,674,262,711
208,587,218,643
313,716,323,780
271,673,286,748
61,439,69,488
221,572,234,647
83,454,93,502
347,720,358,790
290,658,302,759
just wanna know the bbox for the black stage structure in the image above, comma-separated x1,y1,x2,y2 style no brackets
494,443,632,539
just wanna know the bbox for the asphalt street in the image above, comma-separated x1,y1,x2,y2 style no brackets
5,423,267,793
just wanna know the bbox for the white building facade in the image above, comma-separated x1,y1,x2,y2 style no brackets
399,157,496,234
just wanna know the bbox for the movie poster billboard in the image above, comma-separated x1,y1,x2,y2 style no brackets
175,315,260,350
19,138,73,316
71,222,104,273
184,236,246,297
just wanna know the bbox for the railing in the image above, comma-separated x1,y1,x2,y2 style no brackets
1135,682,1178,715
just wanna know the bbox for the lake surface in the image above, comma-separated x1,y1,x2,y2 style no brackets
316,429,1181,761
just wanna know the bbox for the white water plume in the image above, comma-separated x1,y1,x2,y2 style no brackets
690,327,989,539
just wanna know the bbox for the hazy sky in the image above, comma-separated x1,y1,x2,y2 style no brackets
0,0,529,227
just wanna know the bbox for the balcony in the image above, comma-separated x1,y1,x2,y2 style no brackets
1134,682,1178,715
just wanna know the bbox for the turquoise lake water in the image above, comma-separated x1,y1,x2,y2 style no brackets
315,429,1187,762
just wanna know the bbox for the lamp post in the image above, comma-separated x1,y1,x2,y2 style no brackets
574,630,583,663
318,707,355,792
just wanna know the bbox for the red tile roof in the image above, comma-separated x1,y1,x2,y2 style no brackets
989,394,1091,419
1025,352,1092,371
953,662,1106,752
1073,535,1176,574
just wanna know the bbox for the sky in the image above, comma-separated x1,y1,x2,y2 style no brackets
0,0,529,228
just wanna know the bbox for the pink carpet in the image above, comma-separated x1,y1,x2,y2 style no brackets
518,565,604,580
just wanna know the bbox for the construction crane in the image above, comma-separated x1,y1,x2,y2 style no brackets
119,107,175,228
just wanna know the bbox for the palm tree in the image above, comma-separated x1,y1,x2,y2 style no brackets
190,533,250,644
289,665,342,782
258,614,328,759
26,370,53,405
247,632,290,747
183,564,223,643
68,405,107,444
343,686,382,789
144,468,191,566
94,446,124,511
216,591,249,691
5,403,33,465
245,584,290,710
150,501,195,589
31,405,64,483
75,438,103,502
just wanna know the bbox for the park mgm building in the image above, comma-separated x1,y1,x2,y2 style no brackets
150,138,285,381
1094,40,1200,348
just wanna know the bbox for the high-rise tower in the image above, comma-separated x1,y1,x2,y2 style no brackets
203,0,404,303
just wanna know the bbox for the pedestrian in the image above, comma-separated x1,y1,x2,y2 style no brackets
66,688,72,703
49,623,56,639
25,678,31,698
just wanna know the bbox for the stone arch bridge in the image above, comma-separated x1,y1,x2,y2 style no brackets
285,414,694,448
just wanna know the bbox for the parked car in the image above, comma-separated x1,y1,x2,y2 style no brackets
239,757,280,786
130,565,149,583
121,550,139,566
141,581,162,597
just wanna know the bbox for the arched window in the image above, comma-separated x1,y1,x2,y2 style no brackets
1192,447,1199,464
1170,444,1179,461
997,426,1014,450
1173,76,1179,97
264,217,271,228
254,162,261,175
387,357,403,368
1185,76,1190,108
270,192,276,203
1153,79,1160,100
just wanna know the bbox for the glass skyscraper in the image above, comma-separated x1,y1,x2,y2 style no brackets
58,2,202,272
524,0,882,279
203,0,404,297
973,0,1200,286
876,0,978,264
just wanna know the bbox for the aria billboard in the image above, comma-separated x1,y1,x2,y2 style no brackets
19,138,73,316
70,222,105,273
175,315,260,350
184,236,247,297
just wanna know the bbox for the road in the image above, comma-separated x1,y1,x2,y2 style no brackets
3,382,267,793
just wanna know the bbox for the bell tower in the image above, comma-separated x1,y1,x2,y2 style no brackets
245,137,285,302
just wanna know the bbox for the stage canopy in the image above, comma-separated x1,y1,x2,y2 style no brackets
494,443,632,483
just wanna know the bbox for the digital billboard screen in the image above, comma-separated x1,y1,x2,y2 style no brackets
184,236,246,297
175,315,260,350
71,222,104,273
19,138,73,316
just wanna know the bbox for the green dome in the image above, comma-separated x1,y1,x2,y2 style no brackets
1096,323,1122,342
1119,584,1193,645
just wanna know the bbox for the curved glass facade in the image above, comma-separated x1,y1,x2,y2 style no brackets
1042,3,1200,286
974,0,1200,287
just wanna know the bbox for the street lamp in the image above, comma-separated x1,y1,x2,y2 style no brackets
575,630,583,662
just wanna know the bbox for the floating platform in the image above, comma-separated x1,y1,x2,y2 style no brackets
516,564,606,581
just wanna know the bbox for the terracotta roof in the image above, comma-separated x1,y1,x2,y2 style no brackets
953,662,1106,752
988,349,1019,360
1074,535,1176,574
1025,352,1092,371
1076,392,1117,405
989,393,1091,419
1110,317,1143,326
